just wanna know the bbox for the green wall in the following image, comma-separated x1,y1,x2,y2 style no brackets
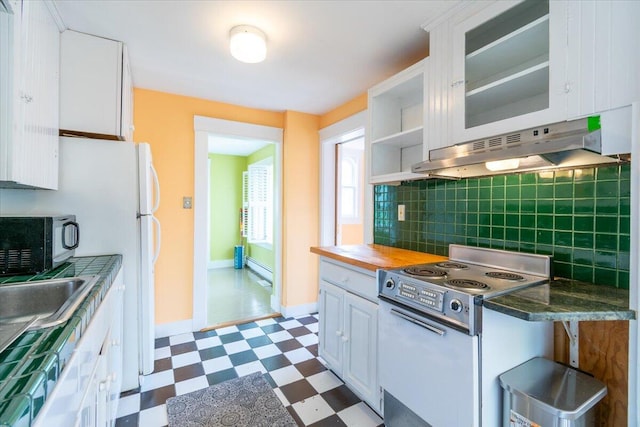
208,145,276,274
246,144,276,272
209,154,247,261
374,164,630,288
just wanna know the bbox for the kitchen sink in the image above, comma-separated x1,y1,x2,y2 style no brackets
0,276,99,329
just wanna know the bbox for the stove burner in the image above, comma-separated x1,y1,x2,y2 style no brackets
436,262,468,270
403,266,447,278
485,271,524,281
446,279,489,290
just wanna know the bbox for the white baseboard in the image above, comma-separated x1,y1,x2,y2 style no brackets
155,319,194,338
247,258,273,282
280,302,318,318
208,259,234,269
270,294,280,313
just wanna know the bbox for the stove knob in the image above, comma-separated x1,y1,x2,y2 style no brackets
450,299,463,313
384,279,396,290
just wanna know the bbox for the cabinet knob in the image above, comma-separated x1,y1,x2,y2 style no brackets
98,381,108,391
335,330,343,337
341,335,349,342
20,94,33,103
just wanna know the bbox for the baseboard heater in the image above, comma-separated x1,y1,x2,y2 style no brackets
246,257,273,283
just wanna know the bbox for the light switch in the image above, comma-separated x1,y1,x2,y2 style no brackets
183,197,193,209
398,204,405,221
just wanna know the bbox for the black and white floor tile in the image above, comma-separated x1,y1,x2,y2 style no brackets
115,314,383,427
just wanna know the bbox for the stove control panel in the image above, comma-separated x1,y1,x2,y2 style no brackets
379,270,475,332
449,299,463,312
397,281,445,312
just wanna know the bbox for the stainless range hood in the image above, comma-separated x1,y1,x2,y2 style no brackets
412,118,626,179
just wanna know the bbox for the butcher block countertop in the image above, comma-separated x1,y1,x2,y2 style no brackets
310,244,635,323
310,244,446,271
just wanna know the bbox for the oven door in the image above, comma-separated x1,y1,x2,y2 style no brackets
379,299,480,427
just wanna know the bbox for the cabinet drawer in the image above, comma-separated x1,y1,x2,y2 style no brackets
320,260,377,302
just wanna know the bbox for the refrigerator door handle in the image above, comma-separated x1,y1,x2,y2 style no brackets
152,215,161,265
150,164,160,214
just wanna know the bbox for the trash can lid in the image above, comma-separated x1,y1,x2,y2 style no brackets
499,357,607,420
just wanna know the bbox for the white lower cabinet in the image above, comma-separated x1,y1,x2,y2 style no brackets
34,268,125,427
318,260,380,413
318,280,344,376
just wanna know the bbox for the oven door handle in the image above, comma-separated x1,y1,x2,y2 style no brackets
390,309,446,336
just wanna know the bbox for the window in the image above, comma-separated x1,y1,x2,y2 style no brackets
337,138,364,226
340,157,358,219
244,158,273,245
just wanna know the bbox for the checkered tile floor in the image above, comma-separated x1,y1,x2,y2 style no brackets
115,314,384,426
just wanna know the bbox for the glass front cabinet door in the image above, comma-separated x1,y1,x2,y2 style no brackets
450,0,567,144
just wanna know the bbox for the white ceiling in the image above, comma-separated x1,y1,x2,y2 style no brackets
52,0,460,116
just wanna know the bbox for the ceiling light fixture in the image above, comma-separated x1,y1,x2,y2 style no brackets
229,25,267,64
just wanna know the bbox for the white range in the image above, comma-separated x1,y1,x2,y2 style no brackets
377,245,553,426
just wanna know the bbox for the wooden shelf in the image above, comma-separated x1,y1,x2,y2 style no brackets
466,61,549,99
370,126,423,148
467,63,548,113
461,10,551,130
466,15,549,86
368,58,426,184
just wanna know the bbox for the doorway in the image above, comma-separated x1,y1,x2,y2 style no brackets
206,138,278,326
336,138,365,245
319,111,371,246
193,116,283,331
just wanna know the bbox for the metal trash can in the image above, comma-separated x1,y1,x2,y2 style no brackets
499,357,607,427
233,245,244,269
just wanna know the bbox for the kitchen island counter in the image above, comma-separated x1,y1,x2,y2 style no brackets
484,278,635,321
0,255,122,426
310,244,446,271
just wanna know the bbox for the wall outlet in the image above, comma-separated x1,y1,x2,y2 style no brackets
183,196,193,209
398,204,405,221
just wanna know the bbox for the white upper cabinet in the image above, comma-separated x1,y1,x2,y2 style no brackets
449,0,567,144
422,0,639,151
120,45,134,142
59,30,134,141
566,0,640,119
0,0,60,189
367,58,427,184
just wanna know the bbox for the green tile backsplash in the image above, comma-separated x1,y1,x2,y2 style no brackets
373,164,630,288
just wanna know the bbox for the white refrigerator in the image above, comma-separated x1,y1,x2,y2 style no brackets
0,137,160,391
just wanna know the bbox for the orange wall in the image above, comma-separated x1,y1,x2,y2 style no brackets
133,89,283,324
319,92,367,128
340,224,364,245
282,111,321,306
134,88,365,325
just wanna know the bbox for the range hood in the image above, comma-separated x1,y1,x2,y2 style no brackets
412,118,626,179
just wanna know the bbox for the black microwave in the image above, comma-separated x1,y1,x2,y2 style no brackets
0,215,80,275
